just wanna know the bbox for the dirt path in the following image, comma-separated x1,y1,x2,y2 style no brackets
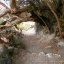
12,30,64,64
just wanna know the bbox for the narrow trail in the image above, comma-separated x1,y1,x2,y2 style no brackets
12,30,64,64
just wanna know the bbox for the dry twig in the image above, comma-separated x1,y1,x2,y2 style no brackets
44,0,61,37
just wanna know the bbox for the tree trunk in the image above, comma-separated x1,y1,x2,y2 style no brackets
10,0,17,13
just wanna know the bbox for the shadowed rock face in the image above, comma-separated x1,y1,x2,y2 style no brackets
0,44,11,64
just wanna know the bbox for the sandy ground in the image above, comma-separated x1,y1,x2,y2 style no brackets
12,29,64,64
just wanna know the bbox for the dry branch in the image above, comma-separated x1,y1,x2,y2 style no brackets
44,0,61,37
11,18,25,25
0,10,10,18
0,18,27,28
0,2,10,9
0,5,32,18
